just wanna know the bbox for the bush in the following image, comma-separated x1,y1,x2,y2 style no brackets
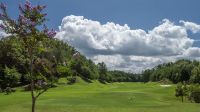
67,76,77,84
190,91,200,103
4,87,15,95
188,84,200,103
56,65,70,77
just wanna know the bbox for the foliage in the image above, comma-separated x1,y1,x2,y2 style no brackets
98,62,108,83
3,66,21,88
107,70,138,82
142,69,152,83
175,82,188,102
188,84,200,103
0,65,21,90
190,66,200,84
0,36,103,86
4,87,15,95
175,83,200,103
141,59,200,84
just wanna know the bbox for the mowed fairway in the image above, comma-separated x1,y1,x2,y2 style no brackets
0,82,199,112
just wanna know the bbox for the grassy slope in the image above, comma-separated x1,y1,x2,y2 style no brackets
0,82,199,112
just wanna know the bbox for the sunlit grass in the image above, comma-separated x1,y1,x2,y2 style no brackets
0,82,199,112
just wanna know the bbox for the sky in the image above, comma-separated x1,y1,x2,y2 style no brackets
1,0,200,73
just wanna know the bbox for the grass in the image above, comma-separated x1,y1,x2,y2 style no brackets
0,81,199,112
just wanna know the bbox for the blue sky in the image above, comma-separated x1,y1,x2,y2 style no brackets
1,0,200,72
1,0,200,29
2,0,200,45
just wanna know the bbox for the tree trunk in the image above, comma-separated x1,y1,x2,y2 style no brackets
181,96,183,102
30,49,36,112
32,97,36,112
31,81,36,112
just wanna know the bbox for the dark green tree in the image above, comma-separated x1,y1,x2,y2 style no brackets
188,84,200,103
98,62,107,83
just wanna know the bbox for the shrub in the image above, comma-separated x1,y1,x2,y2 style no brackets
188,84,200,103
190,91,200,103
4,87,15,95
67,76,77,84
56,65,70,77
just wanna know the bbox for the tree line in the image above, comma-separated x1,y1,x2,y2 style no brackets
141,59,200,103
141,59,200,84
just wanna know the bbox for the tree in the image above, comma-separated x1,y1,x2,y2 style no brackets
188,84,200,103
142,69,152,83
190,66,200,84
175,82,188,102
98,62,107,82
0,1,56,112
81,66,92,81
107,70,137,82
140,59,198,83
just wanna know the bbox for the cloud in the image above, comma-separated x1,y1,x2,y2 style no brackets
183,47,200,57
180,20,200,33
0,20,9,39
56,15,200,73
91,55,164,73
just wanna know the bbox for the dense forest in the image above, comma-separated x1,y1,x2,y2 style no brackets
140,59,200,103
141,59,200,84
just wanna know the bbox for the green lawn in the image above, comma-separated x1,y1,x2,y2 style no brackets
0,82,199,112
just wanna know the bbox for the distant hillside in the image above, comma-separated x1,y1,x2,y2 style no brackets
107,70,140,82
141,59,200,84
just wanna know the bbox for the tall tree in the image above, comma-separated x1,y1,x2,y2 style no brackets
0,1,56,112
98,62,107,82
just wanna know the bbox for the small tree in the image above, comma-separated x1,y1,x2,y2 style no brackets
175,82,188,102
98,62,107,83
0,1,56,112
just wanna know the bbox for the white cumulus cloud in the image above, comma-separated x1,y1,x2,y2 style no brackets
180,20,200,33
56,15,200,73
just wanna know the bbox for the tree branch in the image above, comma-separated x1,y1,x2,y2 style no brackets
35,88,48,99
